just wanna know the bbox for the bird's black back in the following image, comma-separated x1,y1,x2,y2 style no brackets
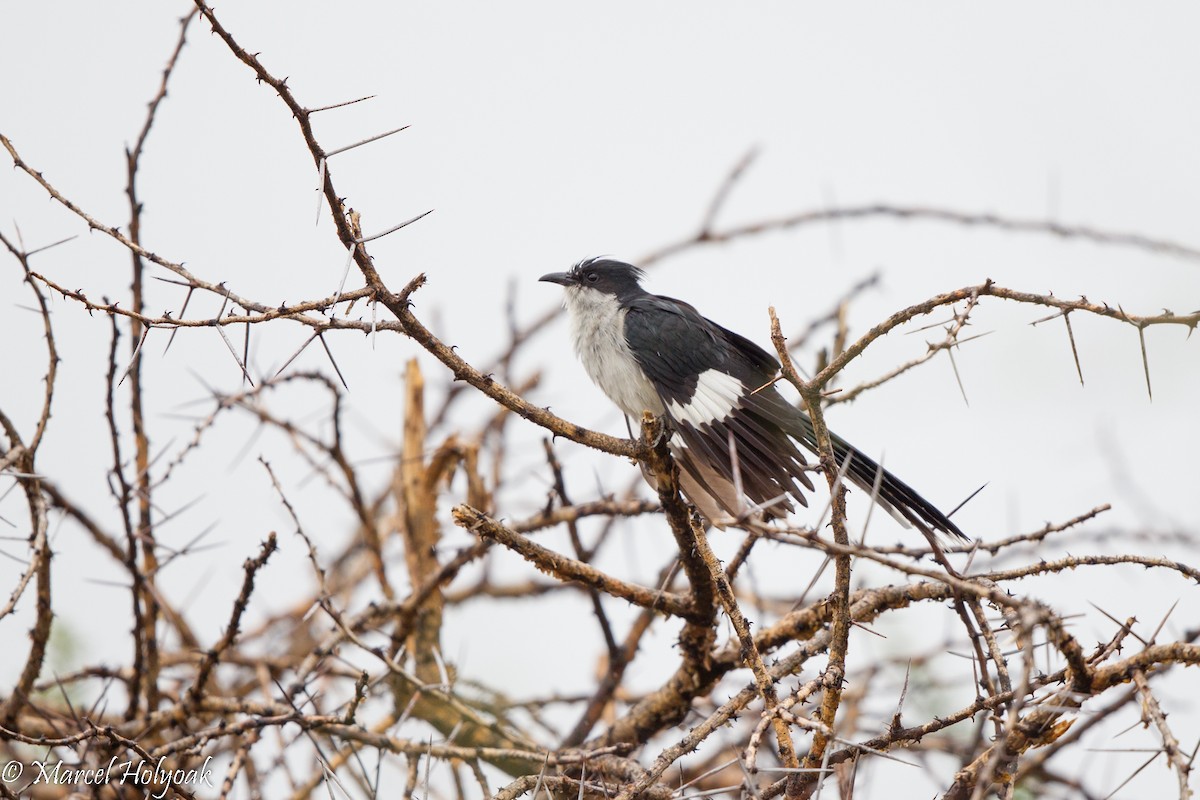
623,285,965,540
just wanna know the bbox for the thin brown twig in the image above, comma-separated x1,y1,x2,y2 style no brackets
641,203,1200,267
451,505,694,620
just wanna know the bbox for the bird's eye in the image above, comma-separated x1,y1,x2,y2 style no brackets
585,272,599,283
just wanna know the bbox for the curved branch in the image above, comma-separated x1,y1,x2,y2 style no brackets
641,203,1200,267
452,505,695,620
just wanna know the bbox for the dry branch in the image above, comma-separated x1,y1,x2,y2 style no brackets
0,6,1196,800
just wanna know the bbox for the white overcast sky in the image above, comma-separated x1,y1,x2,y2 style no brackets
2,3,1199,797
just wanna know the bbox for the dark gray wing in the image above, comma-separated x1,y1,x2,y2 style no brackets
624,294,967,540
623,295,816,520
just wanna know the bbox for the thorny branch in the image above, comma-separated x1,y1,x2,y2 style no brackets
0,5,1196,800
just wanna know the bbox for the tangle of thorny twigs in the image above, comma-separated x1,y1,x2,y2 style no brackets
1,4,1198,799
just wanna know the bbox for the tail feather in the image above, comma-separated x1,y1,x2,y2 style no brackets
790,415,967,541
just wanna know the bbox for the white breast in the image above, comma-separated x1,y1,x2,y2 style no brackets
564,287,664,419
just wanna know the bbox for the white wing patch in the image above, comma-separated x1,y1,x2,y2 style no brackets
667,369,744,427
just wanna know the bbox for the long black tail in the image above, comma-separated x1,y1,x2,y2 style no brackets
790,415,968,541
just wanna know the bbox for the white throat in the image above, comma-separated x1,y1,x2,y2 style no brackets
563,287,663,419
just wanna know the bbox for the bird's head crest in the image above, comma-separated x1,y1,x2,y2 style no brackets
539,257,645,298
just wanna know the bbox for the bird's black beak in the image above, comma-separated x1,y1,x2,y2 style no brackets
539,271,575,286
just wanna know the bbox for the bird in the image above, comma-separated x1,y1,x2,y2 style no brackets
540,257,967,542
